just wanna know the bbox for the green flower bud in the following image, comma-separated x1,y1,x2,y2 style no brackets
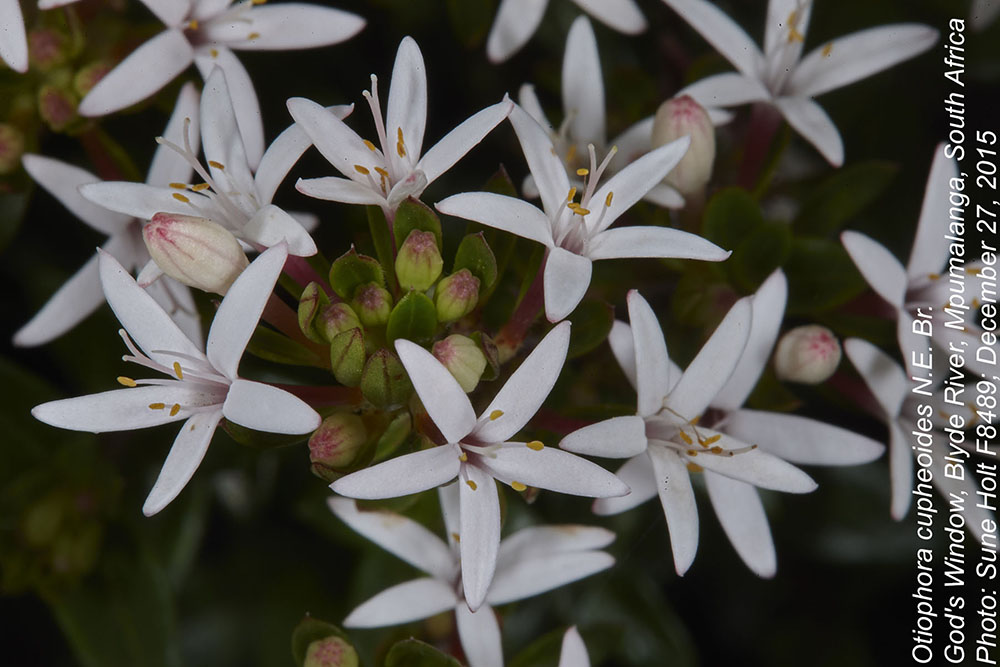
304,636,359,667
0,124,25,174
433,334,487,393
361,349,412,408
308,413,368,481
73,61,112,99
318,303,362,342
143,212,249,294
435,269,480,322
22,493,65,548
651,95,715,197
774,325,841,385
37,84,79,132
351,283,392,327
395,229,443,291
298,282,331,344
28,28,71,71
330,328,365,387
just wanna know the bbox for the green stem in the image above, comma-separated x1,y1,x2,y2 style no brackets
367,205,398,295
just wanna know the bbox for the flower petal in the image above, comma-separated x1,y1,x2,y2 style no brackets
908,145,957,280
395,339,477,443
588,225,730,262
680,72,771,108
841,230,907,310
200,68,256,202
559,627,590,667
643,184,685,209
517,83,550,129
496,525,614,566
455,604,503,667
573,0,646,33
559,416,648,459
704,472,776,578
327,497,454,580
343,578,458,628
32,384,208,433
486,0,548,63
21,155,132,235
242,204,317,256
789,25,938,99
146,276,203,347
509,104,573,220
688,430,817,493
223,379,320,434
764,0,810,56
98,250,206,365
460,465,501,612
78,29,194,117
725,410,884,466
143,409,222,516
479,442,629,498
386,37,427,172
844,337,908,419
435,192,554,247
296,176,386,206
562,16,605,147
147,82,200,187
203,4,365,50
888,419,913,520
139,0,191,27
417,96,513,186
193,46,264,169
79,182,185,221
661,0,764,78
608,320,637,390
589,137,690,234
331,445,462,499
608,116,653,170
773,96,843,167
543,247,592,322
487,549,614,606
665,297,752,420
627,290,672,416
647,446,699,575
287,96,379,182
712,269,786,411
0,0,27,72
473,321,571,443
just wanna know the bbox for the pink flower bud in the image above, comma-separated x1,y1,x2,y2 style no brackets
143,212,249,294
774,325,842,385
651,95,715,197
28,28,71,71
37,85,78,132
0,124,25,174
435,269,480,322
433,334,487,392
395,229,443,291
304,636,359,667
308,413,369,481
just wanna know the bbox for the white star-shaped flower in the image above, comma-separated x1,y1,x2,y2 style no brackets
15,83,202,347
562,279,879,576
0,0,28,72
32,243,321,516
437,104,729,322
329,491,613,667
80,68,322,285
77,0,365,167
518,16,689,210
330,321,628,611
663,0,937,165
287,36,514,217
845,337,992,536
486,0,646,63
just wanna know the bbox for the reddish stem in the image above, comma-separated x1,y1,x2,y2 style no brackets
494,258,546,361
283,255,330,293
261,294,329,362
738,103,783,190
79,127,127,181
531,408,595,437
270,384,362,408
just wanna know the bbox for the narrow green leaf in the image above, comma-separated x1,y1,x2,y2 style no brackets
568,299,614,359
386,291,437,344
329,247,385,300
453,232,498,293
393,197,442,250
384,638,462,667
246,326,325,367
794,161,898,237
785,238,868,315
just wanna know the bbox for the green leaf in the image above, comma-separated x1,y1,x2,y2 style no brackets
446,0,495,48
246,326,325,367
290,615,351,666
702,187,762,250
729,219,792,291
453,232,498,293
785,238,868,315
386,291,437,344
384,638,462,667
0,190,30,253
222,420,310,450
393,198,442,250
329,247,385,300
483,164,518,198
372,411,412,463
794,161,898,237
567,299,614,359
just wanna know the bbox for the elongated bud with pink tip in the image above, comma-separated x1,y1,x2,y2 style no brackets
774,325,842,384
435,269,480,322
651,95,715,197
395,229,443,291
308,413,369,481
143,212,249,294
304,636,359,667
433,334,487,393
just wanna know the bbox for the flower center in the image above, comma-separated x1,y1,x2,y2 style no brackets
649,406,757,464
551,144,616,253
764,0,811,94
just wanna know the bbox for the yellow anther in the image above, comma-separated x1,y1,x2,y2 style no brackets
686,462,704,473
149,403,166,410
251,0,267,5
678,431,693,445
576,168,589,176
489,410,504,421
451,532,461,543
689,415,700,426
247,32,260,40
686,449,698,456
605,192,614,207
208,160,225,170
396,142,406,157
701,434,721,447
373,166,389,177
928,273,940,280
169,404,181,416
210,48,219,58
363,139,377,152
397,127,404,143
822,42,833,57
459,452,468,462
526,440,544,451
466,479,478,491
566,187,577,202
173,362,183,379
169,182,188,190
566,144,577,164
968,267,982,275
568,204,590,216
788,26,804,43
511,481,527,492
188,19,199,30
172,193,190,203
191,183,210,192
710,446,723,454
354,165,370,175
117,376,137,387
